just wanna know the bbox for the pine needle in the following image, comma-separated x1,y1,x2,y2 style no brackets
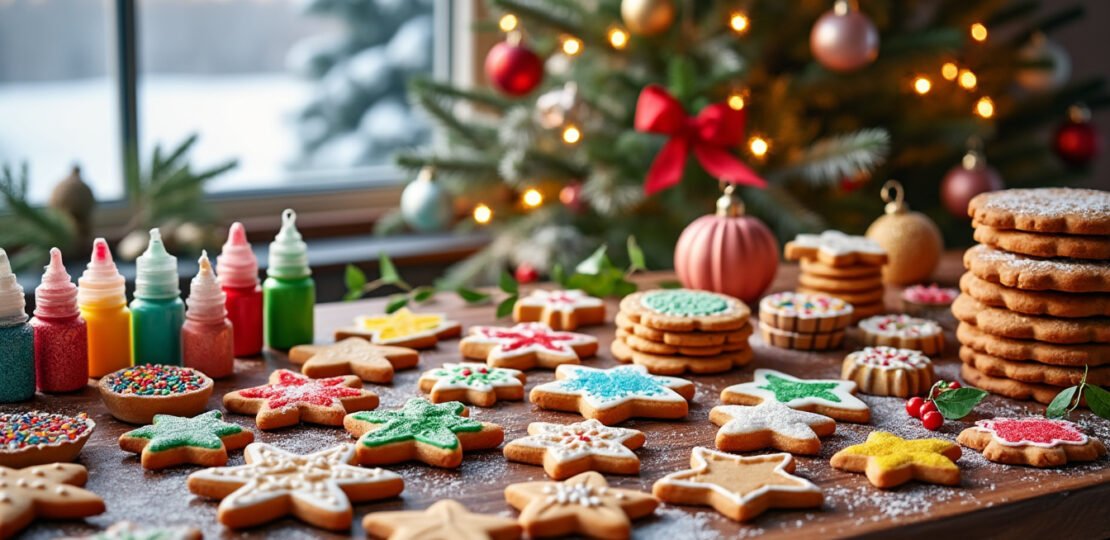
774,128,891,186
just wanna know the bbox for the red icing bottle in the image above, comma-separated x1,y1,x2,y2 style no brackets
217,222,263,357
31,248,89,393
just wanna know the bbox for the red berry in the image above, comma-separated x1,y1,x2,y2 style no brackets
905,397,925,418
922,411,943,431
920,400,938,416
515,263,539,284
948,381,961,390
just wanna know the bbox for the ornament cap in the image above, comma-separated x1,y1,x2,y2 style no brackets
417,166,436,183
1067,103,1091,123
881,180,908,214
716,184,746,217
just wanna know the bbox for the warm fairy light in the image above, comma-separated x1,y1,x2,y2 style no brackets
562,124,582,144
498,14,518,32
958,70,977,90
728,12,749,34
522,189,544,208
727,93,746,110
749,136,769,158
473,204,493,224
970,23,988,42
913,76,932,95
941,62,959,81
561,36,583,56
975,96,995,118
608,27,629,49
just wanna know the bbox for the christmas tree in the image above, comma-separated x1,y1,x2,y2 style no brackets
391,0,1106,286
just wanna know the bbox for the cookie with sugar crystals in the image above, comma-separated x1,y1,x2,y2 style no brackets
831,431,961,488
968,187,1110,235
964,244,1110,293
529,364,695,425
619,289,750,332
335,307,462,349
958,346,1110,387
960,271,1110,318
758,291,853,333
343,398,504,468
503,419,645,479
952,294,1110,344
974,224,1110,260
957,323,1110,366
841,346,935,398
721,368,869,423
418,362,525,407
118,410,254,470
513,289,606,330
784,230,888,267
858,314,944,355
957,417,1107,468
709,401,836,455
504,471,657,539
223,369,379,430
460,322,598,370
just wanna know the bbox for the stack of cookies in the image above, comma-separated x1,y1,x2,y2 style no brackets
954,188,1110,404
611,289,753,375
759,291,853,351
785,230,889,321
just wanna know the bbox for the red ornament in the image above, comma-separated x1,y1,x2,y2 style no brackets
674,186,778,304
559,182,584,213
1054,105,1100,166
514,262,539,284
485,38,544,97
941,148,1004,219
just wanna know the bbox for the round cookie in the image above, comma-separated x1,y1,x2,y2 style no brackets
960,272,1110,318
758,291,853,333
617,330,750,357
610,338,748,375
968,187,1110,235
800,258,882,279
615,312,752,346
796,286,885,306
958,346,1110,387
858,314,945,355
960,363,1072,406
99,365,214,424
619,289,750,332
798,273,884,292
952,294,1110,344
964,244,1110,293
759,323,845,351
974,224,1110,260
841,346,935,398
0,411,95,468
957,322,1110,366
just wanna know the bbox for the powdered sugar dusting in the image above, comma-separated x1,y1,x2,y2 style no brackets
969,244,1110,275
977,188,1110,218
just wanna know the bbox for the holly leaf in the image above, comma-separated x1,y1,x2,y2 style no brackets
1083,384,1110,420
932,387,989,420
575,245,611,275
456,287,490,303
344,264,366,301
379,252,401,285
496,295,518,318
1045,386,1078,419
551,263,567,286
499,270,518,294
385,294,409,314
627,235,646,272
411,286,435,303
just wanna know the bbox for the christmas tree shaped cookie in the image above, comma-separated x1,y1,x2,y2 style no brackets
343,398,504,468
721,368,870,423
118,410,254,470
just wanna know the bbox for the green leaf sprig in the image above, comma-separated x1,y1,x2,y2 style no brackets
928,381,988,420
344,252,492,313
1046,366,1110,420
552,236,645,298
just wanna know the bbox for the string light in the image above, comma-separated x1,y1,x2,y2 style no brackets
970,23,988,42
498,14,518,32
473,204,493,224
749,136,769,158
608,26,629,49
913,76,932,95
522,189,544,208
561,36,583,56
958,70,977,90
562,124,582,144
728,12,749,34
975,96,995,118
941,62,959,81
727,92,746,110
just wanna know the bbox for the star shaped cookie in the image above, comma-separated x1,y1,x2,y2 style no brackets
505,471,657,539
362,499,521,540
460,322,599,370
418,362,526,407
503,419,645,479
289,337,419,384
721,368,870,423
652,448,822,522
710,402,836,455
530,364,696,425
187,443,403,530
336,308,461,349
830,431,962,488
784,230,888,266
513,289,606,330
223,369,379,430
343,398,504,468
68,522,202,540
0,463,105,538
118,410,254,470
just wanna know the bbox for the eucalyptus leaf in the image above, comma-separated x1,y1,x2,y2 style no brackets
1045,386,1078,419
385,294,409,314
412,286,436,303
345,265,367,297
379,252,401,284
496,295,518,318
932,387,988,420
456,287,491,303
1082,384,1110,420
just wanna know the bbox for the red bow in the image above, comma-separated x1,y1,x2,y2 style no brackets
634,85,766,195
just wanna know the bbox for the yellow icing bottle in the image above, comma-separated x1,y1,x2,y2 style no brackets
78,238,132,376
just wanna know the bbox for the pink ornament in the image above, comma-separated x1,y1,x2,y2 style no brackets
674,186,778,304
810,0,880,72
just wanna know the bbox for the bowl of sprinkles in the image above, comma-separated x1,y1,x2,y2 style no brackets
98,364,214,424
0,411,96,468
900,283,959,327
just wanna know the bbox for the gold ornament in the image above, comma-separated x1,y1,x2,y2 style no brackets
620,0,675,36
865,180,943,285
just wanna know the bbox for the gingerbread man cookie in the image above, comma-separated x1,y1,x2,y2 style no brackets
343,398,504,468
504,471,657,539
858,314,945,355
118,410,254,470
363,499,521,540
289,337,419,383
336,308,462,349
503,419,645,479
830,431,962,488
957,417,1107,468
784,230,888,267
460,322,598,370
513,289,606,330
0,463,105,538
709,402,836,455
418,362,526,407
652,448,822,522
721,369,870,423
223,369,379,430
0,411,95,468
530,364,696,425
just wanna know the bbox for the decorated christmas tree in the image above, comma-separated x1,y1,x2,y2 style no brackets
389,0,1105,286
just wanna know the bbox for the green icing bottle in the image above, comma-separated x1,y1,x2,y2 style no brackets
263,209,315,350
130,229,185,365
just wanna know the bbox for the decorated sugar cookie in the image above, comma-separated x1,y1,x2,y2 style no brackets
118,410,254,470
363,499,521,540
0,463,105,538
187,443,403,530
0,411,95,468
343,398,504,468
513,289,606,330
784,230,888,267
758,291,854,333
99,364,214,424
652,448,822,522
418,362,526,407
336,307,462,349
859,314,945,355
504,471,657,539
503,419,645,479
460,322,598,370
830,431,962,488
841,346,935,398
67,522,202,540
957,417,1108,468
530,364,696,425
619,289,751,332
709,402,836,455
720,369,870,423
223,369,379,430
289,337,419,384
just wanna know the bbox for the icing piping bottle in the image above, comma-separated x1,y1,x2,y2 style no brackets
31,248,89,393
217,222,263,357
0,248,35,402
130,228,185,365
78,238,132,377
263,209,315,350
183,251,234,378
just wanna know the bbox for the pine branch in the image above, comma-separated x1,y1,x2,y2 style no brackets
769,129,890,186
409,80,498,148
394,150,501,176
1009,5,1085,46
410,78,514,110
491,0,596,43
880,28,964,60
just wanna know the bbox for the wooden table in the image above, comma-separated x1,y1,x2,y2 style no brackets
10,252,1110,539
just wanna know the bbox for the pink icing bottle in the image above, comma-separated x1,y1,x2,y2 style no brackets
217,222,263,357
31,248,89,393
182,251,234,378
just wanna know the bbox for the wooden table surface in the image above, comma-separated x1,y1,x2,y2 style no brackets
9,252,1110,539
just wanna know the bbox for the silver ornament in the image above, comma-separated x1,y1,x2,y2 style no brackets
400,167,453,232
1016,33,1070,92
810,0,879,72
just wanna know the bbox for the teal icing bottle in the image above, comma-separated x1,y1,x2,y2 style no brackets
130,229,185,365
263,209,315,350
0,248,35,402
